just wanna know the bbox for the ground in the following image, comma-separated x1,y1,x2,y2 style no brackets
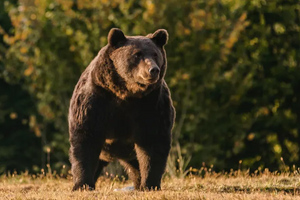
1,170,300,200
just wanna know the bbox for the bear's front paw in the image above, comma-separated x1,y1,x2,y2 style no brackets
140,185,161,191
72,184,95,191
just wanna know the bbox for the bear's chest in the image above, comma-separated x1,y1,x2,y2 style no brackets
103,101,139,140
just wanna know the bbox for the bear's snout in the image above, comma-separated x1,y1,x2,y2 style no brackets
149,66,160,78
137,58,160,84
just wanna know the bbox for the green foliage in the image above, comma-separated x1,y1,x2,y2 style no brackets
0,79,41,174
0,0,299,173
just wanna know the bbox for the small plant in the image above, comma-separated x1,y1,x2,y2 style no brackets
166,142,191,178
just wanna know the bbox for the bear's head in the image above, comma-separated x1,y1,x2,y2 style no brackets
101,28,168,99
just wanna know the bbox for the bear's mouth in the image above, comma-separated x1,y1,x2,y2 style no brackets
147,77,158,82
136,73,159,88
137,82,147,88
141,76,159,84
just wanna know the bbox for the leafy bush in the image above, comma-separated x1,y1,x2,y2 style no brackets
0,0,300,173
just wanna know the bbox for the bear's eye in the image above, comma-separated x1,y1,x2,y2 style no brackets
134,52,143,60
153,52,158,59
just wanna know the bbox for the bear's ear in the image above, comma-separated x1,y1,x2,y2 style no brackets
108,28,127,47
150,29,168,47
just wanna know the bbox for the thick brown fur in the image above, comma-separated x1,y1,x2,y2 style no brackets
68,28,175,191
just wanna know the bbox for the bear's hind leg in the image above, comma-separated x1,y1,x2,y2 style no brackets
119,159,141,190
134,140,170,191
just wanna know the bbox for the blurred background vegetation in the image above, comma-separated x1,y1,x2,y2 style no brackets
0,0,300,175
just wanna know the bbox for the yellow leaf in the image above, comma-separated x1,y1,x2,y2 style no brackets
250,38,258,46
239,12,247,22
247,133,255,141
29,115,36,128
256,107,269,117
34,126,41,137
184,28,191,35
69,45,76,51
39,104,55,119
147,2,155,16
272,100,280,113
182,73,190,80
66,28,73,36
273,144,282,154
20,47,28,54
0,26,4,34
197,9,206,17
24,66,34,76
10,112,18,119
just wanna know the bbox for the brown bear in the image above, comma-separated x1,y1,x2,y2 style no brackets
68,28,175,191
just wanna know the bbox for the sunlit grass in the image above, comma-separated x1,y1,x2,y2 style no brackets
1,167,300,199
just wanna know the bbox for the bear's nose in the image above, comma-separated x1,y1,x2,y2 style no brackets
149,66,160,77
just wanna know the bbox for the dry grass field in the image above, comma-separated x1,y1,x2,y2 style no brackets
1,169,300,200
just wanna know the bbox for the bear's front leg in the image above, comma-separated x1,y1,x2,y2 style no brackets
135,137,171,191
69,135,103,191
